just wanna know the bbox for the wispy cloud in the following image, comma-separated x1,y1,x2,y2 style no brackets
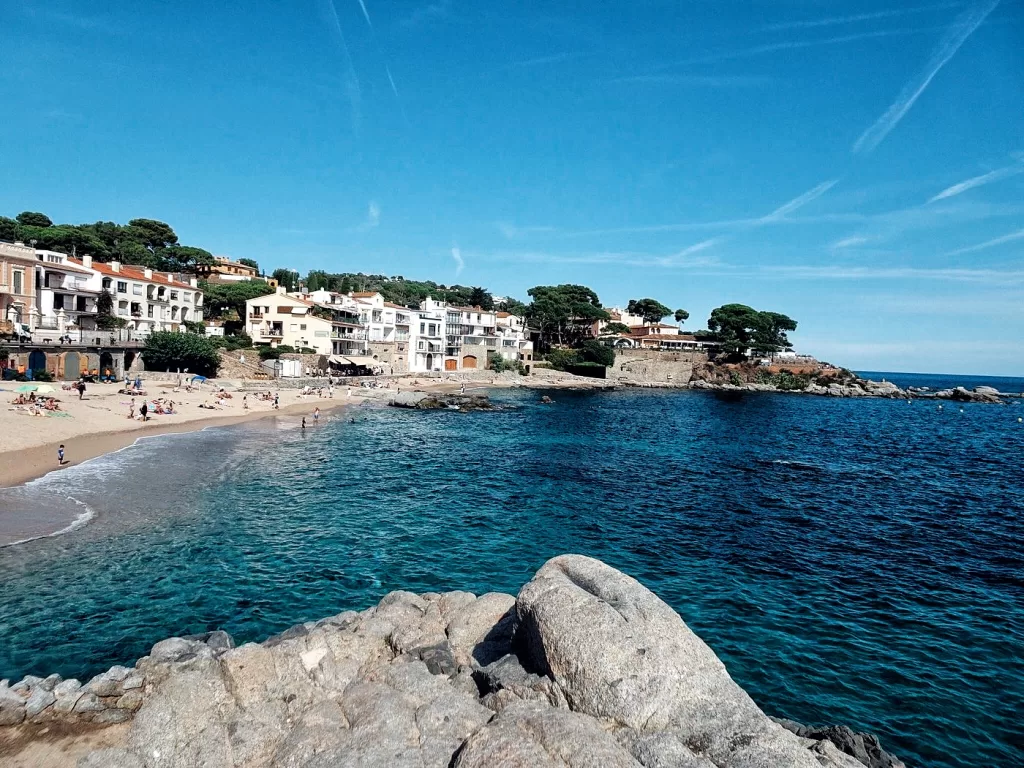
608,74,775,87
853,0,1000,154
497,222,556,240
763,3,960,31
946,227,1024,255
831,236,871,249
451,246,465,276
928,160,1024,202
350,201,381,232
401,0,451,28
761,264,1024,284
677,27,941,66
760,180,839,222
355,0,372,27
319,0,362,130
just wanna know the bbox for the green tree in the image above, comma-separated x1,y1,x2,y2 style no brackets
526,284,609,348
126,219,178,251
200,279,276,321
752,311,798,354
496,297,528,316
0,216,19,240
142,331,220,376
238,258,260,271
95,290,127,330
601,322,631,335
306,269,329,292
627,298,672,326
579,340,615,367
707,304,761,356
16,211,52,227
272,269,299,291
158,245,214,272
469,286,494,310
674,308,690,324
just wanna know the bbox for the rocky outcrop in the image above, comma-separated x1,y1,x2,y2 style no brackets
388,392,496,411
1,556,904,767
932,386,1003,404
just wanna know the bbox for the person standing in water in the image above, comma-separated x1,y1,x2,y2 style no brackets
301,417,306,430
313,407,320,425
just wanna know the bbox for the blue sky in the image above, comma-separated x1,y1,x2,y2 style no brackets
2,1,1022,375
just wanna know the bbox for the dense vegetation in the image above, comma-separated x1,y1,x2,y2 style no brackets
707,304,798,357
142,331,220,377
0,211,214,273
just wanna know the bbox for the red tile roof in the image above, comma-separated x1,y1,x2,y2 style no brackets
69,259,196,290
352,291,378,298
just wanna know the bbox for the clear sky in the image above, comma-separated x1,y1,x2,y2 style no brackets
2,1,1022,375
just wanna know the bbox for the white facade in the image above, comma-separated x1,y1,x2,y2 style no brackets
409,304,446,372
34,250,102,334
66,257,203,336
246,289,366,356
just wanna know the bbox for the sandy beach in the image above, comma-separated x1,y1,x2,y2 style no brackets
0,380,367,489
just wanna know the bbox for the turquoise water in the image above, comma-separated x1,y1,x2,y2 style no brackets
1,381,1023,767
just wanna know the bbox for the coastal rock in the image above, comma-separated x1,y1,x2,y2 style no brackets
515,554,823,766
454,701,642,768
0,556,906,768
0,682,26,726
388,392,495,412
935,386,1001,404
774,719,907,768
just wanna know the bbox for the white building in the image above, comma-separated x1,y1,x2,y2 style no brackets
409,302,447,372
33,249,102,336
246,288,366,357
67,257,202,335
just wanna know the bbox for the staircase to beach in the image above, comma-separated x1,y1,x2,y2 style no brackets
218,349,271,380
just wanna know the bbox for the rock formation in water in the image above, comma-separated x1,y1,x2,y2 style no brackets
0,555,905,767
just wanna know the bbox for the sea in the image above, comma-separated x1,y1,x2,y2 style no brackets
1,372,1022,768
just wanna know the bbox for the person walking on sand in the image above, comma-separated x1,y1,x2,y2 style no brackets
274,392,280,409
57,444,65,466
129,398,136,420
140,400,148,422
313,407,320,425
77,380,86,400
243,394,249,410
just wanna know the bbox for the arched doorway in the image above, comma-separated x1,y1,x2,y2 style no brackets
100,351,114,378
63,351,82,380
124,351,137,372
461,355,477,369
425,353,434,370
28,350,47,373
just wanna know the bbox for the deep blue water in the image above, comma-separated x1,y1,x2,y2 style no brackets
1,380,1023,768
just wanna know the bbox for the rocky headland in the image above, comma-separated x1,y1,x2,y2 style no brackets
0,556,905,768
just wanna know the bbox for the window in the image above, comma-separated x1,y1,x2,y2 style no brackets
148,306,154,318
300,324,307,330
12,270,24,294
420,322,425,333
183,292,191,302
117,281,127,293
53,294,66,310
170,290,178,300
133,284,143,295
429,324,437,336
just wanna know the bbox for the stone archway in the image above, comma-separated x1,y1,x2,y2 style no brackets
462,355,477,369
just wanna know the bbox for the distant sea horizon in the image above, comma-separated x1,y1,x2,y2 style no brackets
854,370,1024,392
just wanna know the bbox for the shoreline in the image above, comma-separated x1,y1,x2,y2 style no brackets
0,399,355,490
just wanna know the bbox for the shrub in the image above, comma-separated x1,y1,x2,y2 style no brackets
142,331,221,377
578,340,615,367
545,348,581,371
32,369,55,381
183,320,206,335
258,346,281,360
488,352,525,374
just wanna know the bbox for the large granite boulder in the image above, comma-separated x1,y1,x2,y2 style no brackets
516,554,825,767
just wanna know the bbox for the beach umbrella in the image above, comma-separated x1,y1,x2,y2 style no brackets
15,384,39,393
34,384,57,394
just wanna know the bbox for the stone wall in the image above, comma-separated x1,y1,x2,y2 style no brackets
610,349,708,386
367,341,409,373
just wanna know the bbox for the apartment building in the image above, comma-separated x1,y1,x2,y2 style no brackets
246,289,366,357
197,255,278,287
0,241,38,331
68,257,202,335
34,249,101,334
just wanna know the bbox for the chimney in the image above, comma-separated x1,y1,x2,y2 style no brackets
82,255,93,269
277,286,286,295
110,261,121,273
190,277,198,288
144,268,153,279
166,274,173,284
